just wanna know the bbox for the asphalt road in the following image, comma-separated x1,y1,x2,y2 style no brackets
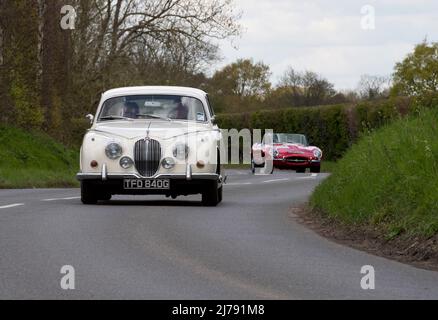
1,170,438,300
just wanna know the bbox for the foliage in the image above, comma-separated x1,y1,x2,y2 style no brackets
311,107,438,238
0,0,43,129
0,0,242,143
357,74,390,100
0,126,78,188
392,41,438,97
216,96,420,161
210,59,271,98
277,68,336,107
208,59,271,113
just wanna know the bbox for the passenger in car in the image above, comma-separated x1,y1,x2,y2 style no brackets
170,97,189,120
123,102,139,119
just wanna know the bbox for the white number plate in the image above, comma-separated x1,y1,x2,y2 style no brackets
124,179,170,190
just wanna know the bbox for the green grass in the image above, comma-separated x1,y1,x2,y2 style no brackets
0,126,79,188
311,107,438,238
321,161,337,173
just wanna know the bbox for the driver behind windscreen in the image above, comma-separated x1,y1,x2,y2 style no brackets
123,101,139,119
171,97,189,120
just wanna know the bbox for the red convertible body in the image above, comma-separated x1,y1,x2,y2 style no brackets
252,133,322,173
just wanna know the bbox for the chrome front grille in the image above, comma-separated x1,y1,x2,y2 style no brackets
286,156,308,163
134,139,162,177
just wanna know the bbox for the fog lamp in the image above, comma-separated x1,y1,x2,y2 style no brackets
162,157,176,169
120,156,134,169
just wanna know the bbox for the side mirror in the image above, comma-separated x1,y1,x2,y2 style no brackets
86,114,94,124
210,115,217,125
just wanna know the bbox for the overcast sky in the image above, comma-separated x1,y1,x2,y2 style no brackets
215,0,438,90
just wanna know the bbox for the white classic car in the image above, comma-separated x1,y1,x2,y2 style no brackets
77,86,224,206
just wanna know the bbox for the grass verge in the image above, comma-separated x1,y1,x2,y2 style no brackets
311,107,438,239
0,126,79,189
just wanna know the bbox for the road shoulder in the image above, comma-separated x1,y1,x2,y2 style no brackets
291,205,438,272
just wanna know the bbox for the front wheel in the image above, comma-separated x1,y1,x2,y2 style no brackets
81,181,98,204
218,186,223,203
99,193,112,201
202,181,220,207
310,166,321,173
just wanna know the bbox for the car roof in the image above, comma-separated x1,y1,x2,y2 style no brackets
101,86,207,101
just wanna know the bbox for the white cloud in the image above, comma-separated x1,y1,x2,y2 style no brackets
215,0,438,89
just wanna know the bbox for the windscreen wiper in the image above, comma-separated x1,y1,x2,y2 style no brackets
100,116,133,121
137,114,172,121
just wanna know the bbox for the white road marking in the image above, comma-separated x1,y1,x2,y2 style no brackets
263,178,290,183
42,197,80,202
226,182,253,186
0,203,24,209
294,174,319,180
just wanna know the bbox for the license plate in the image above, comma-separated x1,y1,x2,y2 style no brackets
124,179,170,190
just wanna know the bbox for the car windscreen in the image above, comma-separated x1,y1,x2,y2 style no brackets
98,95,207,122
274,134,308,146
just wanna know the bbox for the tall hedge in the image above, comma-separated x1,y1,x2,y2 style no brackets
216,96,420,161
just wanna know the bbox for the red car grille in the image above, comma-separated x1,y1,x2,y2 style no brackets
285,156,308,163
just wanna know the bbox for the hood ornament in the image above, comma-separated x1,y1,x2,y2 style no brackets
145,122,152,141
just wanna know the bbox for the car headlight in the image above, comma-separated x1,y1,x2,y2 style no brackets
162,157,176,169
173,143,189,160
313,149,322,159
273,149,279,158
119,156,134,169
105,143,123,160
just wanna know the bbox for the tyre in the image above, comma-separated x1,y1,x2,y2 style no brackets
218,186,223,203
81,181,98,204
251,159,256,174
296,168,306,173
99,193,112,201
268,163,274,174
310,166,321,173
202,181,220,207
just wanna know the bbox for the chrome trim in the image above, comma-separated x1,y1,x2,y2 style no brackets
186,164,192,181
134,139,161,177
102,163,108,181
77,172,220,181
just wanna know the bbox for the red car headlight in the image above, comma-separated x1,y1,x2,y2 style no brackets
313,149,322,159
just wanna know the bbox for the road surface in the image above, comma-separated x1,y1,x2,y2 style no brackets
1,170,438,299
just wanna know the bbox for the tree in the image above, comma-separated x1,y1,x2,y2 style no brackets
357,74,389,100
278,68,303,106
68,0,242,116
392,41,438,96
278,68,336,106
208,59,271,113
0,0,43,128
40,0,72,134
210,59,271,98
0,0,242,142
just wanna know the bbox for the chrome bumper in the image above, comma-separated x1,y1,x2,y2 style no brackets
76,172,223,182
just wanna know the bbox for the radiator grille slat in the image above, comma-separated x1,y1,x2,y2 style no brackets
134,139,161,177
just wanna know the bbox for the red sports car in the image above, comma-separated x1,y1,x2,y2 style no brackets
252,133,322,173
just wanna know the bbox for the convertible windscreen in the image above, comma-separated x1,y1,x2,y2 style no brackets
274,134,308,146
98,95,207,122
